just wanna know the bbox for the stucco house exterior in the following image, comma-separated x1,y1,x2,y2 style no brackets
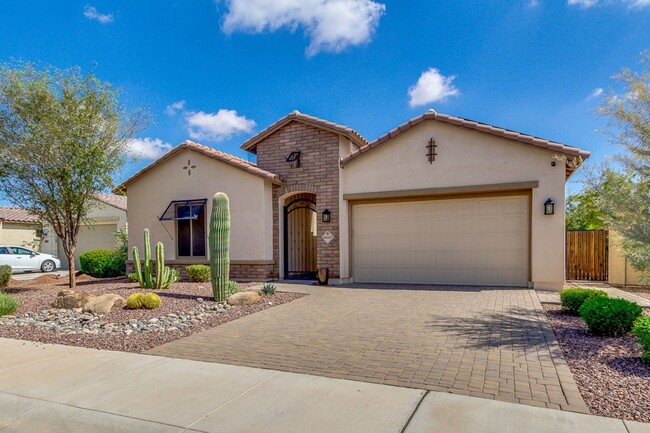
0,207,42,250
120,110,590,290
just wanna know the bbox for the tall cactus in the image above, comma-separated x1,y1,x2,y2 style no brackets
132,228,177,290
209,192,231,301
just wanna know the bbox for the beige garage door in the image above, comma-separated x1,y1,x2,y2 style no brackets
58,224,118,269
352,195,529,286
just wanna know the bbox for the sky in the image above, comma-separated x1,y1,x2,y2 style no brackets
0,0,649,196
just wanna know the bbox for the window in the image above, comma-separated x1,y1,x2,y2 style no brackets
0,247,9,254
10,247,32,255
177,204,206,257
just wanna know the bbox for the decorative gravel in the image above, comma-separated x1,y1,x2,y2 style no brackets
0,275,304,353
542,303,650,422
615,285,650,302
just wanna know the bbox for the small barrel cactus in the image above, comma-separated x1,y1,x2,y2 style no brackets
142,292,162,309
126,293,145,309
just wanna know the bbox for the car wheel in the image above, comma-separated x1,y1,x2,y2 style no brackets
41,260,55,272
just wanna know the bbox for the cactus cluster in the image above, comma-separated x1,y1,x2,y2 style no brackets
132,228,177,290
126,292,161,310
209,192,231,302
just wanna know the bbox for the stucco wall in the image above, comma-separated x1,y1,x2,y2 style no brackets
127,149,273,263
341,120,568,290
609,230,645,285
0,221,41,250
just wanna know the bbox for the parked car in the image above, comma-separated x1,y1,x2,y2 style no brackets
0,245,62,273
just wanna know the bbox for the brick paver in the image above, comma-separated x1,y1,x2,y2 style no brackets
147,284,588,413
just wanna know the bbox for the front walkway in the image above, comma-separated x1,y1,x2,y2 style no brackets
538,281,650,307
0,338,640,433
148,284,588,413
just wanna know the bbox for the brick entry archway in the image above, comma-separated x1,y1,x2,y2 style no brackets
283,193,317,279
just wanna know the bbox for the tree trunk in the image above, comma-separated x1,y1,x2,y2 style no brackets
67,253,76,289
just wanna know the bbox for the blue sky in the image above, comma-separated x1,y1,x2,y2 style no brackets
1,0,649,194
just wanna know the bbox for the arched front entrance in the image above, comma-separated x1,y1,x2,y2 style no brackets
283,193,317,279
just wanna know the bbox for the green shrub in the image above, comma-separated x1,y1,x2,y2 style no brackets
126,293,145,309
0,264,12,291
226,280,239,296
186,265,211,282
127,273,139,283
0,292,18,316
560,288,608,315
79,250,126,278
142,292,162,309
260,283,276,296
632,316,650,362
579,297,643,337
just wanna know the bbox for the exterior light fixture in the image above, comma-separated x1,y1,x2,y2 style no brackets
544,198,555,215
286,151,301,169
322,209,331,223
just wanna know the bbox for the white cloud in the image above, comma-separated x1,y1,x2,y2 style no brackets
408,68,459,108
125,138,172,159
165,100,186,116
587,88,604,99
528,0,540,7
626,0,650,7
221,0,386,56
567,0,599,7
83,5,114,24
185,109,256,142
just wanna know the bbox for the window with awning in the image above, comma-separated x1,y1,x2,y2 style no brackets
159,199,207,257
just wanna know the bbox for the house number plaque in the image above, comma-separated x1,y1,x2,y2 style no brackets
322,231,334,244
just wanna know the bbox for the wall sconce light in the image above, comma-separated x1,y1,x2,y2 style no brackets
544,198,555,215
286,151,301,169
322,209,331,223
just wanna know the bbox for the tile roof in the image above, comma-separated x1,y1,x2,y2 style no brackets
93,193,127,211
0,207,40,223
118,140,283,190
240,110,369,153
340,110,591,177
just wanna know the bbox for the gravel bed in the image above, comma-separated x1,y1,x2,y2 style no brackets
614,285,650,301
0,275,304,353
542,303,650,422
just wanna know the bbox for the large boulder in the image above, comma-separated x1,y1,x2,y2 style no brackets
83,294,125,314
52,290,95,309
227,291,262,306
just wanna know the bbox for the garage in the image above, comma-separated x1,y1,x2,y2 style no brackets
58,224,118,269
351,194,530,286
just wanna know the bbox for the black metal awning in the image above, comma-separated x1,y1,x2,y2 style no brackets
159,199,207,221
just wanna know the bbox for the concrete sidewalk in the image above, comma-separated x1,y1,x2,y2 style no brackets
0,338,647,433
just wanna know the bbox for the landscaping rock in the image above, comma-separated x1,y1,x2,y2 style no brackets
51,290,96,309
83,294,126,314
227,291,261,306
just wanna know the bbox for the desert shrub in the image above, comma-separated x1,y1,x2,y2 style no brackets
560,288,608,315
186,265,210,282
579,297,643,337
142,292,161,309
0,292,18,316
632,316,650,362
226,280,239,296
260,283,276,296
127,273,139,283
126,293,145,309
79,249,125,278
0,264,12,290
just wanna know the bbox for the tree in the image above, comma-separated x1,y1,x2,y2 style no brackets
0,63,148,288
593,51,650,275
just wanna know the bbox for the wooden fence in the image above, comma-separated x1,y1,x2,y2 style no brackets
566,230,608,281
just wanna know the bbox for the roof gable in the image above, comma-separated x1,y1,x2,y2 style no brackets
240,110,368,154
0,207,40,223
118,141,283,191
93,193,127,211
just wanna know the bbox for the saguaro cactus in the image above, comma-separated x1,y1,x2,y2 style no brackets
209,192,231,301
132,228,177,290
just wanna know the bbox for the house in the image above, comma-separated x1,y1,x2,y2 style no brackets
120,110,590,290
0,207,42,250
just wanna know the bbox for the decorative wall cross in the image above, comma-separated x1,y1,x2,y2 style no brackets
183,159,196,176
426,138,437,163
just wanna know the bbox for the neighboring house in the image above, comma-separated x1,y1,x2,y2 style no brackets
120,110,590,290
0,207,42,250
56,193,128,270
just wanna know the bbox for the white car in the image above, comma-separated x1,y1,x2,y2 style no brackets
0,245,62,273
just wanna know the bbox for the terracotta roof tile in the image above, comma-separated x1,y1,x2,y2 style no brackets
93,193,127,211
0,207,39,223
118,140,283,190
240,110,368,153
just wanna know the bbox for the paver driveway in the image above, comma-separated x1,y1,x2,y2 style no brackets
147,284,588,413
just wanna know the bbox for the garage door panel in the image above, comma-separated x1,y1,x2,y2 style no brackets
352,195,529,286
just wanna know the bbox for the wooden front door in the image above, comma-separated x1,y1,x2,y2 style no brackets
284,194,317,279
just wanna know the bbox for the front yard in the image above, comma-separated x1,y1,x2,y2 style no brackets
0,274,304,353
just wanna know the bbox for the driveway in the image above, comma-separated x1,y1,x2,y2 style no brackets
148,284,588,413
9,270,69,281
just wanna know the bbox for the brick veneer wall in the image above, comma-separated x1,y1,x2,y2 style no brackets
255,121,340,278
126,261,275,281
